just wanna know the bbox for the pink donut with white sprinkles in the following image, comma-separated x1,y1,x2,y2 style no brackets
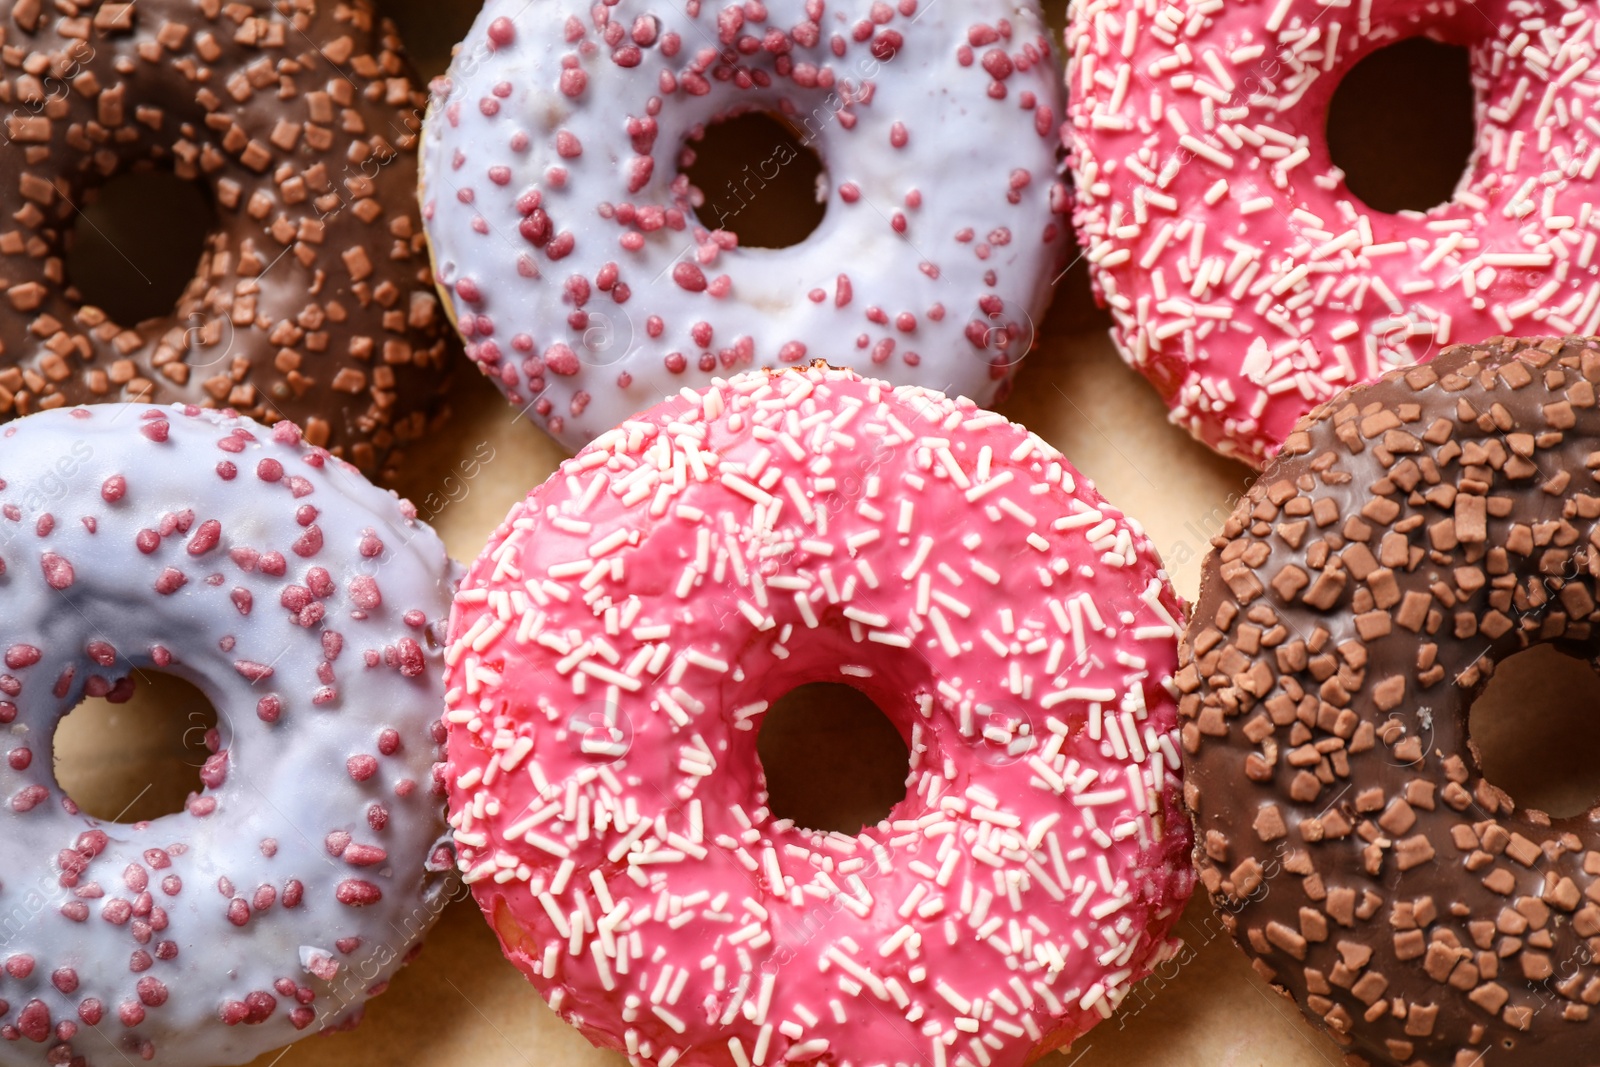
420,0,1066,451
0,405,457,1067
1066,0,1600,465
444,365,1193,1067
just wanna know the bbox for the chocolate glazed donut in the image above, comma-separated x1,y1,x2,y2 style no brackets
1180,337,1600,1066
0,0,449,479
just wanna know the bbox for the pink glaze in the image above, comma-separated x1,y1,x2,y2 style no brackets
1065,0,1600,466
420,0,1066,452
444,365,1193,1067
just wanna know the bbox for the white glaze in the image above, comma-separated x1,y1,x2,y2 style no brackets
421,0,1066,450
0,405,457,1067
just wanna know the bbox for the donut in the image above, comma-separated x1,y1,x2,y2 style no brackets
419,0,1067,451
1064,0,1600,466
442,363,1193,1067
0,403,458,1066
1177,335,1600,1065
0,0,451,480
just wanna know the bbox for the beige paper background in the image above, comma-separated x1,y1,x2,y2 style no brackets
47,2,1591,1065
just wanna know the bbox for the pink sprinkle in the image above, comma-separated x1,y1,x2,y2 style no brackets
347,754,378,781
488,15,516,47
890,121,909,148
256,695,281,723
101,476,126,503
5,645,40,669
154,568,186,595
544,344,580,376
40,552,73,590
292,526,324,557
233,661,274,682
547,232,576,259
395,638,425,678
140,421,169,443
187,519,222,555
199,751,228,788
673,262,708,292
18,1000,49,1042
335,880,383,906
307,567,334,598
343,844,387,867
378,728,401,756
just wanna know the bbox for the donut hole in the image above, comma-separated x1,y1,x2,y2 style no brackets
756,682,909,833
1325,38,1476,214
64,171,215,330
680,111,827,249
1468,644,1600,819
52,671,220,823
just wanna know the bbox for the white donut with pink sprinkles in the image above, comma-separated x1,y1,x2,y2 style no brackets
0,405,457,1067
443,365,1193,1067
421,0,1066,451
1066,0,1600,465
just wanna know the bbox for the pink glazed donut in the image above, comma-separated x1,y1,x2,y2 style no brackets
1065,0,1600,466
420,0,1066,451
443,365,1193,1067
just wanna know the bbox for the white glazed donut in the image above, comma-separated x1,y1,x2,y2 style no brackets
0,405,457,1067
420,0,1067,450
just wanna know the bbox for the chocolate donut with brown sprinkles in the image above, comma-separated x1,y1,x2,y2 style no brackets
0,0,449,480
1180,336,1600,1066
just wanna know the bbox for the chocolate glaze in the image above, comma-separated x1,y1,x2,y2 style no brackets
1181,337,1600,1066
0,0,450,481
